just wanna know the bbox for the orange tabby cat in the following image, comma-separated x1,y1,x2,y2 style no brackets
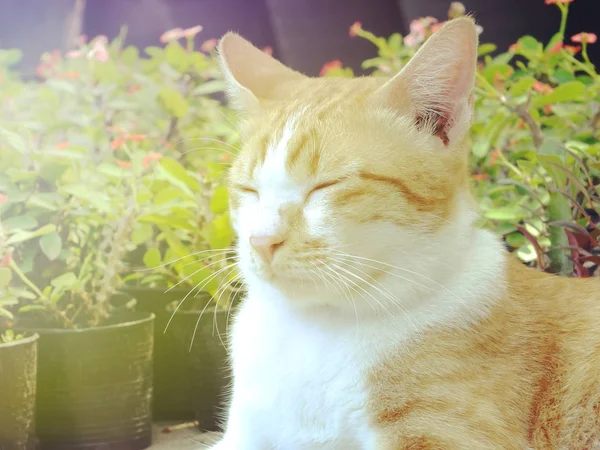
210,17,600,450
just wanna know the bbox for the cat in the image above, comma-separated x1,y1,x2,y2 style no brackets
208,17,600,450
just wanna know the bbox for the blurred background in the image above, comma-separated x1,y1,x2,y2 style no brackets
3,0,600,78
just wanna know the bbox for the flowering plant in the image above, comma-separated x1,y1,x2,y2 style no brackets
323,1,600,277
0,26,240,327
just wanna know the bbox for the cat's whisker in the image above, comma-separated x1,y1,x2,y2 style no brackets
164,261,239,334
134,248,235,272
210,272,243,351
174,136,241,154
179,250,237,269
187,264,240,352
318,259,382,317
329,249,469,307
179,145,238,158
328,257,423,334
166,255,238,292
311,261,360,328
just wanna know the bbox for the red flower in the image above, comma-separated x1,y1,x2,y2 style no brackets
533,81,553,94
126,134,146,142
110,137,126,150
564,44,581,54
200,39,217,53
182,25,203,39
116,160,132,168
57,71,80,79
471,173,488,181
319,60,343,77
160,28,185,43
142,152,163,167
127,84,141,94
545,0,574,4
349,21,362,38
56,141,70,150
0,251,12,267
544,104,553,115
549,40,563,54
262,46,273,56
489,149,501,166
571,32,598,44
0,193,7,204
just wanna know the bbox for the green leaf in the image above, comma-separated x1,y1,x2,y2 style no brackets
159,158,199,191
210,186,229,214
483,64,513,83
544,33,563,54
0,307,14,319
191,80,227,96
6,224,56,245
0,267,12,288
532,81,586,107
158,87,189,118
165,42,190,72
143,248,161,268
477,43,497,56
145,46,164,58
206,213,234,249
18,305,47,313
40,231,62,261
132,223,153,245
553,68,574,84
508,76,536,97
50,272,77,290
483,206,526,221
2,215,38,231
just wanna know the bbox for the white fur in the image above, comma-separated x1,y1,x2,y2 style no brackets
209,115,507,449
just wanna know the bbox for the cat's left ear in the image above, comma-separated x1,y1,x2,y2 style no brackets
218,32,307,113
372,17,478,147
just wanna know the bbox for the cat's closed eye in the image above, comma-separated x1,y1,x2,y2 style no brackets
234,184,259,197
306,179,342,200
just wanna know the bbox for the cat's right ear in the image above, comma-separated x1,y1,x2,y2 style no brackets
218,33,306,113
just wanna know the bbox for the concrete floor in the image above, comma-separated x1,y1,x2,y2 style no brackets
152,423,222,449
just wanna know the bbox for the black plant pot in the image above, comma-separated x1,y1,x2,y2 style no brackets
125,287,232,429
16,313,155,450
0,333,38,450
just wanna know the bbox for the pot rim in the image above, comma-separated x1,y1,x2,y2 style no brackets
16,311,155,335
0,332,39,349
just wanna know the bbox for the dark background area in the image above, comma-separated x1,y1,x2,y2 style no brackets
2,0,600,77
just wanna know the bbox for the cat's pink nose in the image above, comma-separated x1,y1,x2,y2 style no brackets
249,234,285,263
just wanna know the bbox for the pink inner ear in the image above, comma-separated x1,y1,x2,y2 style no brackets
414,111,451,146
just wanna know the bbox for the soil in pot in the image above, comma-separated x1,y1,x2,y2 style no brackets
126,287,232,428
0,333,38,450
16,312,155,450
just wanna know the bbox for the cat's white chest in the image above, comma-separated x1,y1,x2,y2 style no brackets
223,298,381,450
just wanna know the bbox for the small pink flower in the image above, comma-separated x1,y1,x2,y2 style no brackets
142,152,163,168
545,0,574,4
77,34,88,46
183,25,203,39
564,44,581,54
200,38,217,52
377,64,392,74
263,46,273,56
56,141,71,150
160,28,185,43
430,22,445,33
116,159,132,168
65,50,82,59
0,193,7,204
319,60,343,76
111,137,125,150
404,17,438,47
0,250,12,267
571,32,598,44
509,42,521,52
36,62,53,79
349,21,362,38
88,39,109,62
126,134,146,142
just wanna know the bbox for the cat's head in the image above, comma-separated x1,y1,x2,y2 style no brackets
219,18,480,311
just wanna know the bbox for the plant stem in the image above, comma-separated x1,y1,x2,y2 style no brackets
558,4,569,41
546,192,574,275
9,260,77,329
